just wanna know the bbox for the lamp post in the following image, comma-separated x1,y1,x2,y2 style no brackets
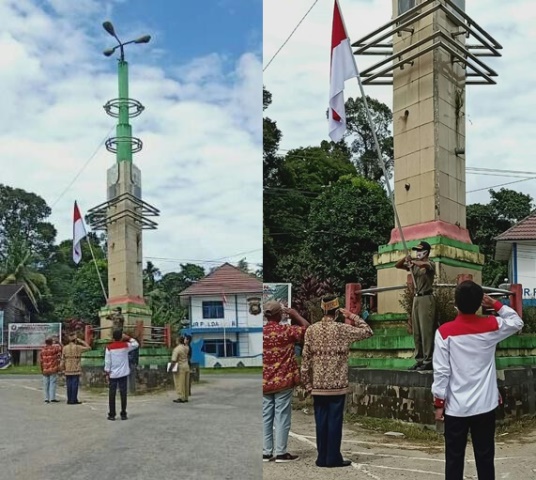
102,21,150,163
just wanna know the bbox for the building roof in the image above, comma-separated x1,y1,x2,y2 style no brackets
495,211,536,261
179,263,262,297
0,284,38,312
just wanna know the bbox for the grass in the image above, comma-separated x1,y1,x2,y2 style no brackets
0,365,41,375
345,413,443,444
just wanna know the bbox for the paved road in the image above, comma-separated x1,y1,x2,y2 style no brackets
0,374,261,480
263,410,536,480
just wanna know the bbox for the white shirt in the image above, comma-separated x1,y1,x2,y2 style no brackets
104,339,139,379
432,302,523,417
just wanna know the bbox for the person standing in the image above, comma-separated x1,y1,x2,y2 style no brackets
39,337,63,403
432,281,523,480
263,301,310,463
301,295,373,468
396,241,436,371
170,336,190,403
104,330,139,420
62,334,91,405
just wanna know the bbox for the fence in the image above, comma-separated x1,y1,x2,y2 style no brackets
85,322,172,348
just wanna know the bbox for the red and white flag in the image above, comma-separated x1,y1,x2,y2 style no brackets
72,201,87,265
328,0,359,143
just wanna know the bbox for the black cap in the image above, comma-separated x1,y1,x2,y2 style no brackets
412,241,431,252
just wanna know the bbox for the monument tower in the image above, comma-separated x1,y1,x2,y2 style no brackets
88,22,159,337
352,0,501,312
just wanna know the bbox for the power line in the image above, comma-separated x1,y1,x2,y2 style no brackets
51,125,115,208
467,178,536,194
263,0,320,72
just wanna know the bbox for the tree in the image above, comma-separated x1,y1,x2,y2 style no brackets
263,86,283,188
143,261,161,293
69,259,108,324
290,176,393,291
345,96,394,183
237,258,249,273
467,188,534,286
0,184,57,261
0,237,48,308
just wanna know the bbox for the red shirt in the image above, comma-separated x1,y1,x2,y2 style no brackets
263,322,305,394
40,344,62,375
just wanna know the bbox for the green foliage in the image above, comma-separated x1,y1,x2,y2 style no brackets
467,188,534,286
521,307,536,334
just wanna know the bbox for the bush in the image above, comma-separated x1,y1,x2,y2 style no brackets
521,306,536,333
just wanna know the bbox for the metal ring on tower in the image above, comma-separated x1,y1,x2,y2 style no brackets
105,136,143,154
103,98,145,118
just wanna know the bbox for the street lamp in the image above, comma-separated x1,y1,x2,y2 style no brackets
102,21,151,61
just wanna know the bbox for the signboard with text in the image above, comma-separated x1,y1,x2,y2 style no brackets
191,320,237,329
0,310,3,345
8,323,62,350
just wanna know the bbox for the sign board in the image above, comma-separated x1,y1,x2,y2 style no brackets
263,283,292,307
0,310,3,345
191,320,237,329
8,323,62,350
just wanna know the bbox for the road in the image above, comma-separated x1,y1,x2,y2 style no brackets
0,374,261,480
263,410,536,480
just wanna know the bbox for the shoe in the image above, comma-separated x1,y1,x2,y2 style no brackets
263,455,274,462
408,363,422,371
173,399,183,403
121,415,128,420
107,415,116,421
44,400,50,403
275,453,299,463
416,363,433,371
73,401,83,405
50,399,60,403
328,460,352,468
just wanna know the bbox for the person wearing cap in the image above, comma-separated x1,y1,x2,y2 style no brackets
106,307,125,332
396,240,436,371
432,281,523,479
62,334,91,404
263,300,310,463
300,295,373,468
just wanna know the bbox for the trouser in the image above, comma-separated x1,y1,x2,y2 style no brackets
313,394,346,467
65,375,80,404
108,375,128,417
444,409,496,480
173,364,190,401
42,374,57,401
263,388,293,456
412,295,436,364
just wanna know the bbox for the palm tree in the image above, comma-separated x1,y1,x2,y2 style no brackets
0,238,47,308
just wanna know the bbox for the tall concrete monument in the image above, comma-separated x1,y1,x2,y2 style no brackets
353,0,501,312
88,22,159,338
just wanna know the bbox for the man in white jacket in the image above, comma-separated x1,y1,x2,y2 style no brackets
432,280,523,480
104,330,139,421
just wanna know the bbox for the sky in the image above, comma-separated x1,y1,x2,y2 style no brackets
0,0,262,275
264,0,536,208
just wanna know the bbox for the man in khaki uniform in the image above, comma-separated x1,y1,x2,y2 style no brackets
396,241,436,371
169,336,190,403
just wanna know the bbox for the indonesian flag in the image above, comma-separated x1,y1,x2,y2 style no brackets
72,201,87,265
328,0,358,143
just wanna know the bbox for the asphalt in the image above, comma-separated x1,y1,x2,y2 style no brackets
0,374,262,480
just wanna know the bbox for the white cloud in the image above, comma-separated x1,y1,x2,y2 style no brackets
0,1,262,273
263,0,536,206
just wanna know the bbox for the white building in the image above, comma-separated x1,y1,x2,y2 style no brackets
179,263,263,367
495,212,536,304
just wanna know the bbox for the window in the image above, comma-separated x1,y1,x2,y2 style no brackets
398,0,415,15
202,301,224,319
201,339,237,357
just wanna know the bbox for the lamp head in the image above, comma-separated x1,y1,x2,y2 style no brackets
103,21,116,37
134,35,151,44
103,48,115,57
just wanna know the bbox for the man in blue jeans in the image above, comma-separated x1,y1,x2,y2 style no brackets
104,330,139,421
263,301,309,463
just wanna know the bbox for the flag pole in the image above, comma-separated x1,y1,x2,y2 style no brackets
85,236,109,303
335,0,416,284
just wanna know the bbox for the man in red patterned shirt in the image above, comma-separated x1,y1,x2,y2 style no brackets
39,337,63,403
263,300,309,463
